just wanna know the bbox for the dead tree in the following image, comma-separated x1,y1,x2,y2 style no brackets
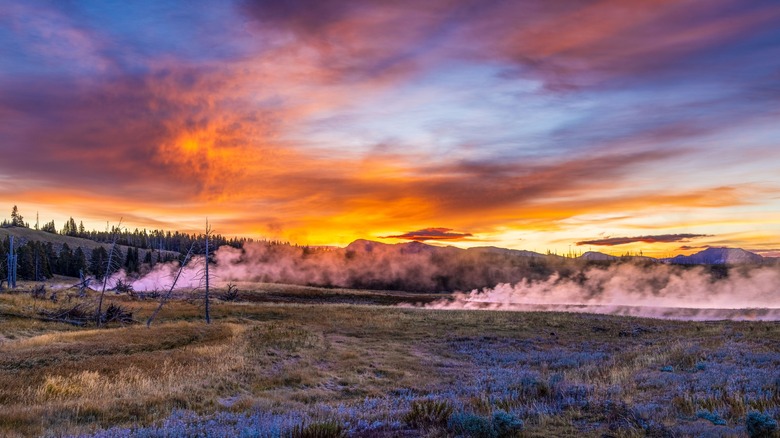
65,270,91,297
146,243,195,327
96,219,123,327
204,220,212,324
78,269,89,297
6,236,17,288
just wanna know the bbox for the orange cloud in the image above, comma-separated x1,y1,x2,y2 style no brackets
2,0,779,253
383,228,474,242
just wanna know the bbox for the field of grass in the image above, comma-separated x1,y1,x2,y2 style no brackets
0,280,778,437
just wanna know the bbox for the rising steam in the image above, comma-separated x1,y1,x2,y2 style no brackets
422,263,780,320
100,241,780,321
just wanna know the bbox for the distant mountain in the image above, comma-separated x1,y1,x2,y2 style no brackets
467,246,547,258
346,240,768,266
337,239,564,291
347,240,553,258
623,255,658,262
345,239,454,255
345,239,389,253
397,241,443,255
346,238,773,268
579,251,618,261
664,247,763,265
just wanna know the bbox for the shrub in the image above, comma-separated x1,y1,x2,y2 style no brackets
404,399,453,428
723,392,747,421
604,400,648,432
669,346,704,371
492,410,523,436
696,410,726,426
218,283,240,301
290,420,346,438
103,303,134,324
115,279,133,294
672,394,696,417
31,284,47,300
448,412,496,438
746,412,778,438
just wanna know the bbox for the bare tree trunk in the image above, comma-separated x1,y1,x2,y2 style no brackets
147,244,195,327
78,269,87,297
96,219,122,327
204,220,211,324
6,235,12,288
8,236,17,288
12,244,16,288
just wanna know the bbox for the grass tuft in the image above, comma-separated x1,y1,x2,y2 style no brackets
404,399,454,429
290,420,346,438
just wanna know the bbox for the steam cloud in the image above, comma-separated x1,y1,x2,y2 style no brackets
100,241,780,321
422,263,780,321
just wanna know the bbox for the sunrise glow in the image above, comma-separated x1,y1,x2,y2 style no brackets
1,0,779,256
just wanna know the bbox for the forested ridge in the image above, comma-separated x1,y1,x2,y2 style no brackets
0,205,247,281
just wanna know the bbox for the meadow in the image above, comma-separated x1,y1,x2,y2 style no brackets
0,281,778,437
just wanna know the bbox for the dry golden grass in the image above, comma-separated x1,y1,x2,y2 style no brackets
0,284,778,436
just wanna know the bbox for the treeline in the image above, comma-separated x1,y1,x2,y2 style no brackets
55,220,247,254
2,205,249,253
0,237,179,282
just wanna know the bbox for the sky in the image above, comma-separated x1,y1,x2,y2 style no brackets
1,0,779,256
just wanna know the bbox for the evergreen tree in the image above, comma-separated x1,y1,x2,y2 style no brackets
124,247,131,272
62,217,79,236
0,236,8,280
16,243,34,280
18,241,52,281
44,242,58,275
10,205,26,227
90,246,108,280
71,247,87,277
28,241,53,280
124,247,139,273
58,243,73,276
41,220,57,233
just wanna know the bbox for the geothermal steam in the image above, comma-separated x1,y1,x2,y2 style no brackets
422,263,780,321
104,241,780,320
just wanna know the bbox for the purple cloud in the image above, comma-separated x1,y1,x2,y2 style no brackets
578,234,710,246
